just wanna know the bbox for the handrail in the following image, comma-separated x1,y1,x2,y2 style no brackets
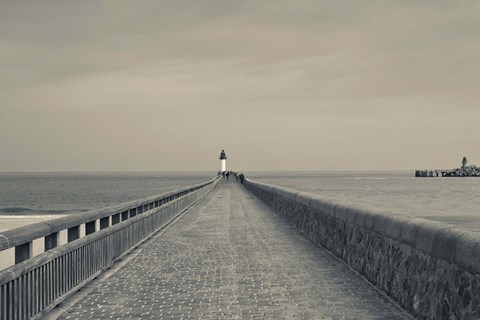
0,195,191,285
0,176,219,264
0,176,221,320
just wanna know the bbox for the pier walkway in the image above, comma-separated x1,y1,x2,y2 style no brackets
55,181,411,320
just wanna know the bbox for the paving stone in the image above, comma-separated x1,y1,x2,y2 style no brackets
57,180,412,320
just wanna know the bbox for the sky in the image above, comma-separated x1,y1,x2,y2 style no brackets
1,0,479,172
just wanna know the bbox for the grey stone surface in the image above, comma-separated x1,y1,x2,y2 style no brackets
57,181,411,320
245,179,480,320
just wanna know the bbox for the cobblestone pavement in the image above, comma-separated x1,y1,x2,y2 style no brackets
57,180,412,320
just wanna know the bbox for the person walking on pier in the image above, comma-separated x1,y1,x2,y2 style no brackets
239,173,245,184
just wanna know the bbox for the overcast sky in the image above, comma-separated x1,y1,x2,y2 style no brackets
1,0,479,172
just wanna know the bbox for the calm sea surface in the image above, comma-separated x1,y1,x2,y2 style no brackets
0,172,213,217
0,171,479,231
248,171,480,232
0,171,478,270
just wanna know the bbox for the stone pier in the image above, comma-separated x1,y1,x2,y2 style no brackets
55,181,410,319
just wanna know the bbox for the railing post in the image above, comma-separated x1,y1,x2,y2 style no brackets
45,232,59,250
100,217,109,230
15,242,32,264
68,226,80,242
85,221,96,235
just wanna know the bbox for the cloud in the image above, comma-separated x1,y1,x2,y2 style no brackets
0,0,479,171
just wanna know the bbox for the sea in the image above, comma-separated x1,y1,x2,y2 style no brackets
0,172,213,220
0,171,479,270
0,172,214,269
248,171,480,232
1,171,478,232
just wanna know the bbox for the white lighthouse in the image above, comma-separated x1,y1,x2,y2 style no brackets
219,149,227,172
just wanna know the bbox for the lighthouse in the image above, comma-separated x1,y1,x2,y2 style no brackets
219,149,227,172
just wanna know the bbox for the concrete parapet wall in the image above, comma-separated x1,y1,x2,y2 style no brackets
244,179,480,320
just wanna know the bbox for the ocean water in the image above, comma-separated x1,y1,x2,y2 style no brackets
0,171,479,232
0,172,215,269
0,172,214,217
248,171,480,232
0,171,478,270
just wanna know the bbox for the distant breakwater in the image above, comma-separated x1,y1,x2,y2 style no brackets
415,166,480,177
244,178,480,320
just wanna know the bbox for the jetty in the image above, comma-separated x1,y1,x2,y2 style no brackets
1,176,479,319
415,156,480,177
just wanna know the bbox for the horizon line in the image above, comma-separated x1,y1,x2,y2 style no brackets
0,169,416,174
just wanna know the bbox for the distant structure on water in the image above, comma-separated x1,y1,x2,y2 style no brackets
462,156,468,168
415,156,480,177
219,149,227,173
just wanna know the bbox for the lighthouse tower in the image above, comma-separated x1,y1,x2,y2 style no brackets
219,149,227,172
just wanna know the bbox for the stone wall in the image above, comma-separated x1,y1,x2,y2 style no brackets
244,179,480,320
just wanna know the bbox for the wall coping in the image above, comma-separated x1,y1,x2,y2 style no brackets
245,178,480,274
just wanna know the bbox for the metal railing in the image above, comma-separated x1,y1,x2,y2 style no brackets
0,176,220,320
